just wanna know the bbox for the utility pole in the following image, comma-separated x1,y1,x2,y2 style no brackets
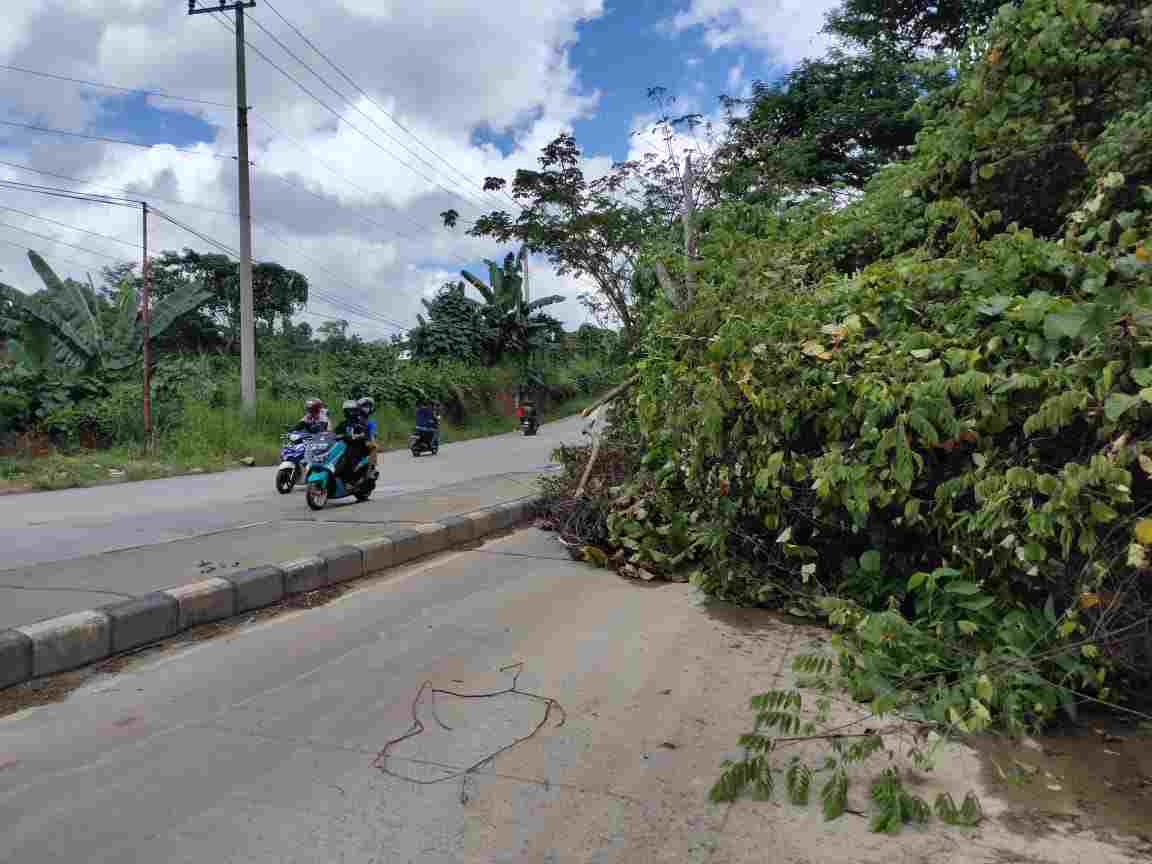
188,0,257,410
141,201,152,450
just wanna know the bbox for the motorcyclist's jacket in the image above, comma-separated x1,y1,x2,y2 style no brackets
291,415,327,434
415,406,438,429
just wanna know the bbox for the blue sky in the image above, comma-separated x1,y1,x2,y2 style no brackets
78,1,789,165
0,0,838,337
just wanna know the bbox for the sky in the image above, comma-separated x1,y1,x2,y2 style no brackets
0,0,840,340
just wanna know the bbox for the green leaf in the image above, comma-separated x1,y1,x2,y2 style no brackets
958,596,996,611
907,571,927,591
958,620,979,635
1043,307,1092,341
1105,393,1140,422
859,550,881,573
821,767,848,821
943,581,981,595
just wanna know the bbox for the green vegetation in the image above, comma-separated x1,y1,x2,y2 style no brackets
1,235,620,491
535,0,1152,832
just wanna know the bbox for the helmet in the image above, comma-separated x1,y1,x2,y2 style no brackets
304,398,324,416
357,396,376,416
342,399,361,419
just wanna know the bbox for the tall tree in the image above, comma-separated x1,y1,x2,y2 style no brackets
825,0,1014,55
141,250,308,351
715,49,953,198
408,280,489,363
442,134,648,339
462,248,566,360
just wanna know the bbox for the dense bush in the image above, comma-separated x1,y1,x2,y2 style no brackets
603,0,1152,738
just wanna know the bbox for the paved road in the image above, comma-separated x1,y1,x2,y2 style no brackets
0,415,590,629
0,528,779,863
2,528,1135,863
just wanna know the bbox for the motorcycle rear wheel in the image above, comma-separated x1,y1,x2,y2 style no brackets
305,481,329,511
275,467,296,494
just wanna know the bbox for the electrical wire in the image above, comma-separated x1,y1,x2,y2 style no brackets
243,10,490,213
0,119,236,160
0,221,122,261
0,234,97,274
261,0,519,213
0,63,233,109
208,11,483,214
0,204,141,249
0,178,414,333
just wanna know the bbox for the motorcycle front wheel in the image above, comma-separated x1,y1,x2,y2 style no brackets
305,480,329,511
275,467,296,494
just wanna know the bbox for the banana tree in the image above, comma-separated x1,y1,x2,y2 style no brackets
460,246,565,360
0,251,212,374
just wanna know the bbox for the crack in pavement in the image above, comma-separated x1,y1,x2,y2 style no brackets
193,719,644,805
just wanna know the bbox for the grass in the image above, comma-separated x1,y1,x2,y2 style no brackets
0,392,600,493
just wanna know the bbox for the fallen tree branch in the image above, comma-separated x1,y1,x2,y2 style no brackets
581,374,638,418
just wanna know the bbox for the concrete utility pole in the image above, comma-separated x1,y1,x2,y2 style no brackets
188,0,257,410
141,201,152,449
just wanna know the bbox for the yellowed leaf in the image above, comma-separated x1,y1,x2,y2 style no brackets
821,323,847,339
1137,246,1152,262
1139,454,1152,476
1135,518,1152,545
1079,592,1100,609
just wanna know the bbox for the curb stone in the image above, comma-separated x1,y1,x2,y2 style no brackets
0,494,543,691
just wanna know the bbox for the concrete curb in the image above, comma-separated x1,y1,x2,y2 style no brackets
0,494,543,691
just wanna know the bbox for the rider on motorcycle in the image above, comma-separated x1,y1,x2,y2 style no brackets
290,398,328,434
356,397,379,465
334,400,371,483
415,400,440,449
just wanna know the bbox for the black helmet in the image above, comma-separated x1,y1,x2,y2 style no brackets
357,396,376,416
342,399,360,418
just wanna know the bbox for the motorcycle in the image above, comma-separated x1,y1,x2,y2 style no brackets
275,431,312,494
520,415,539,436
410,427,439,457
303,431,378,510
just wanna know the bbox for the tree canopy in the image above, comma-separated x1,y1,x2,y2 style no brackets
443,133,647,338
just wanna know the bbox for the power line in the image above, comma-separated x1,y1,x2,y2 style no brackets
0,119,237,160
250,115,439,236
260,0,518,213
0,221,122,261
210,10,484,215
0,235,98,275
0,167,412,331
243,10,490,213
151,207,239,257
0,204,140,249
0,176,139,208
0,63,233,109
258,170,427,242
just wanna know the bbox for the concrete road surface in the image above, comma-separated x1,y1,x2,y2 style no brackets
0,415,590,629
1,528,1140,864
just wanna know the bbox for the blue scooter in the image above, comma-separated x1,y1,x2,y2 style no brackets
303,432,378,511
275,431,312,494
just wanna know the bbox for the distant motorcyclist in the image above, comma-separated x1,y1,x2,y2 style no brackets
290,398,328,434
334,400,370,483
357,397,379,465
415,400,440,449
517,398,539,432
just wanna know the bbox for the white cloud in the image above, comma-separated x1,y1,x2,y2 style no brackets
668,0,840,65
0,0,606,337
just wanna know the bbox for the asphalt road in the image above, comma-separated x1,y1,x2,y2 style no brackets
0,415,591,629
2,528,1134,864
0,528,784,863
